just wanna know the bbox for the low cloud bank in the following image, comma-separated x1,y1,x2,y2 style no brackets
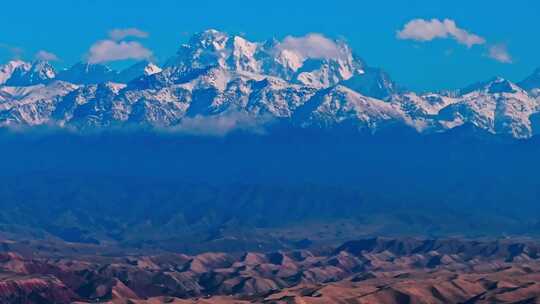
169,111,274,136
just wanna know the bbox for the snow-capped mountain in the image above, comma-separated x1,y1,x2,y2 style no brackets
0,81,78,126
437,78,539,138
294,85,406,129
0,61,31,85
56,61,163,85
5,60,56,86
0,60,57,86
341,67,399,100
165,30,379,92
116,61,162,83
1,29,540,138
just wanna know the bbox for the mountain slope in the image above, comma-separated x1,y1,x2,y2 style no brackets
0,60,31,85
56,62,118,84
437,77,539,138
519,68,540,93
5,60,56,86
116,61,162,83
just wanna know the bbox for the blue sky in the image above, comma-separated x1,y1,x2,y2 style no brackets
1,0,539,92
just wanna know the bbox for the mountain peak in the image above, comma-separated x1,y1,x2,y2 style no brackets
518,68,540,91
201,28,225,35
30,60,56,78
4,59,29,68
0,60,31,85
341,67,398,100
144,62,162,76
460,77,521,95
4,60,56,86
116,61,162,83
189,29,229,50
486,77,519,94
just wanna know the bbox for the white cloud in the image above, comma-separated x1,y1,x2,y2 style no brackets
487,44,512,63
277,33,345,60
108,28,149,41
86,28,152,64
35,50,59,61
87,40,152,64
170,111,272,136
397,18,485,48
0,43,24,59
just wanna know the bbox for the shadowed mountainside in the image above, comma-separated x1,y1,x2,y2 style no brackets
1,129,540,252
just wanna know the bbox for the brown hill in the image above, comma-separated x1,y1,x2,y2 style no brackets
1,238,540,303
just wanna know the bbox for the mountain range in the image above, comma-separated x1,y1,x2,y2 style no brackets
1,29,540,138
3,237,540,303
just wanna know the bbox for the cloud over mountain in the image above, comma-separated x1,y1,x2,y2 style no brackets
276,33,346,60
35,50,59,61
87,28,152,64
87,40,152,63
487,44,513,63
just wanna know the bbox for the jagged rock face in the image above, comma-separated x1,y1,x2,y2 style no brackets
2,238,540,303
0,61,30,85
5,60,56,86
342,67,399,100
1,30,540,138
437,78,540,138
165,30,369,89
294,86,406,130
116,61,162,83
0,81,78,126
0,60,57,86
